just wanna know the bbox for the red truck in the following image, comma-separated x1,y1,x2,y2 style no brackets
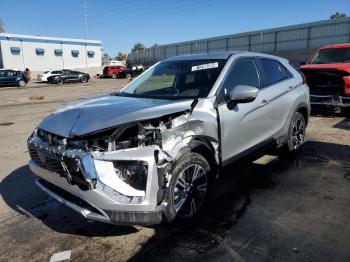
300,43,350,111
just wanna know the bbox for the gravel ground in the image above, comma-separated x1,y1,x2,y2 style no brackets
0,79,349,262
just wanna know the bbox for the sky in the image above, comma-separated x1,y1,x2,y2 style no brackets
1,0,349,56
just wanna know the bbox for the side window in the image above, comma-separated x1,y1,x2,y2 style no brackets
220,58,260,100
279,63,293,79
258,59,293,87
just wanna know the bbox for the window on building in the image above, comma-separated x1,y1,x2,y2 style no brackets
36,48,45,56
54,49,63,56
87,51,95,58
10,47,21,55
71,50,79,57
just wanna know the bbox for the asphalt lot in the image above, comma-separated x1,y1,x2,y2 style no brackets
0,79,349,262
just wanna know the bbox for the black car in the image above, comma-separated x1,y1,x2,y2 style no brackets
47,70,90,85
0,69,28,87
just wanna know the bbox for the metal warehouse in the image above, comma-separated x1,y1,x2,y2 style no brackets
128,17,350,66
0,33,102,71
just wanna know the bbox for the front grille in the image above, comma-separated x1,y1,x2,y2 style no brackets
29,148,66,176
29,146,91,190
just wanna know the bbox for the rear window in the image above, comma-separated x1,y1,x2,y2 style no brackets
309,47,350,64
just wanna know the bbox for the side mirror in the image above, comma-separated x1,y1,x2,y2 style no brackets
229,85,259,103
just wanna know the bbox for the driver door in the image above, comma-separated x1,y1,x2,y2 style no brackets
217,58,273,165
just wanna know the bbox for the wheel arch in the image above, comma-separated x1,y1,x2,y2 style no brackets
180,136,219,178
296,103,310,125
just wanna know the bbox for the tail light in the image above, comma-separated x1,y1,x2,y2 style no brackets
343,76,350,95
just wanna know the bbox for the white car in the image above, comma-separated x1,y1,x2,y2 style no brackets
37,70,63,82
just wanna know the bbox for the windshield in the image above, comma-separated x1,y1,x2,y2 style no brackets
120,59,226,99
309,48,350,64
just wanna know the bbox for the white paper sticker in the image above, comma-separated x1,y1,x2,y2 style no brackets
191,62,219,72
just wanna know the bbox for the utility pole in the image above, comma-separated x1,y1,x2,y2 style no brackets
82,0,88,39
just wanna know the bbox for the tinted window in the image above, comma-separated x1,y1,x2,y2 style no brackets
279,64,293,79
259,59,283,86
220,58,259,99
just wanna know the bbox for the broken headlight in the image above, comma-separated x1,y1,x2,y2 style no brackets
112,161,148,191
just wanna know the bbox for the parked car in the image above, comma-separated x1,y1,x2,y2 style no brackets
103,66,127,78
37,70,64,82
300,43,350,110
0,69,28,87
27,52,310,225
47,70,90,84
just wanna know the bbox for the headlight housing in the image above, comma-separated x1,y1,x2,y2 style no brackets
112,161,148,191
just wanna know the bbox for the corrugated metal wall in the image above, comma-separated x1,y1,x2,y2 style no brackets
127,18,350,65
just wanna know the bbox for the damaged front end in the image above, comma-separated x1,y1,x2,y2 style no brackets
27,105,218,225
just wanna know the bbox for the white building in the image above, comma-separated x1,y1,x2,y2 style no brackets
0,33,102,71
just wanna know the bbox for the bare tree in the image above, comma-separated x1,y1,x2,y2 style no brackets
0,18,4,33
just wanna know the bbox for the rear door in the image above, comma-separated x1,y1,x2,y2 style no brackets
217,57,273,164
256,58,296,136
7,70,19,84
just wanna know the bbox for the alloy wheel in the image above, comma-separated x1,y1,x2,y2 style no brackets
173,164,207,217
290,118,305,150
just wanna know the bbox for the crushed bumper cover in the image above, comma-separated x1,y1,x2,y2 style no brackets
310,94,350,107
28,144,165,225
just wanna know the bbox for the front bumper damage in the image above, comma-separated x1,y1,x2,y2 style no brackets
27,99,219,225
28,137,167,225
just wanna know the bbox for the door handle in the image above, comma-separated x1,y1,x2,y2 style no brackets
288,86,294,91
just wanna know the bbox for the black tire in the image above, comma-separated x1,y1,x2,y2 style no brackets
17,80,26,87
56,78,64,85
283,112,306,153
163,151,211,222
80,76,87,83
111,73,117,79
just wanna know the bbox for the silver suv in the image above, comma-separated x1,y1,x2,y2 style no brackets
27,52,310,225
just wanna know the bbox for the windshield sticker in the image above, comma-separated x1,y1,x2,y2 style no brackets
191,62,219,72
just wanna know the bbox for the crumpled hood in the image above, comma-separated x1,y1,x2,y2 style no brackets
38,94,193,137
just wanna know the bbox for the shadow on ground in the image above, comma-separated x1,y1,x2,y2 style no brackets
129,140,350,261
1,140,349,261
0,165,137,237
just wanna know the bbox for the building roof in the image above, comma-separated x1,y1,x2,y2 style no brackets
0,33,102,46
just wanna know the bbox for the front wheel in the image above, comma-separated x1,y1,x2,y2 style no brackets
111,73,117,79
17,80,26,87
285,112,306,152
56,78,64,85
164,152,210,222
80,76,87,83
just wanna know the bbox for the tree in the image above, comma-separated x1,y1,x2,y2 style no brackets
131,42,145,53
0,18,4,33
330,12,347,19
116,52,126,61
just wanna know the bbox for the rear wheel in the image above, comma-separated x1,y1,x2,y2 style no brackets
17,80,26,87
285,112,306,152
56,78,64,85
164,152,210,222
111,73,117,79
